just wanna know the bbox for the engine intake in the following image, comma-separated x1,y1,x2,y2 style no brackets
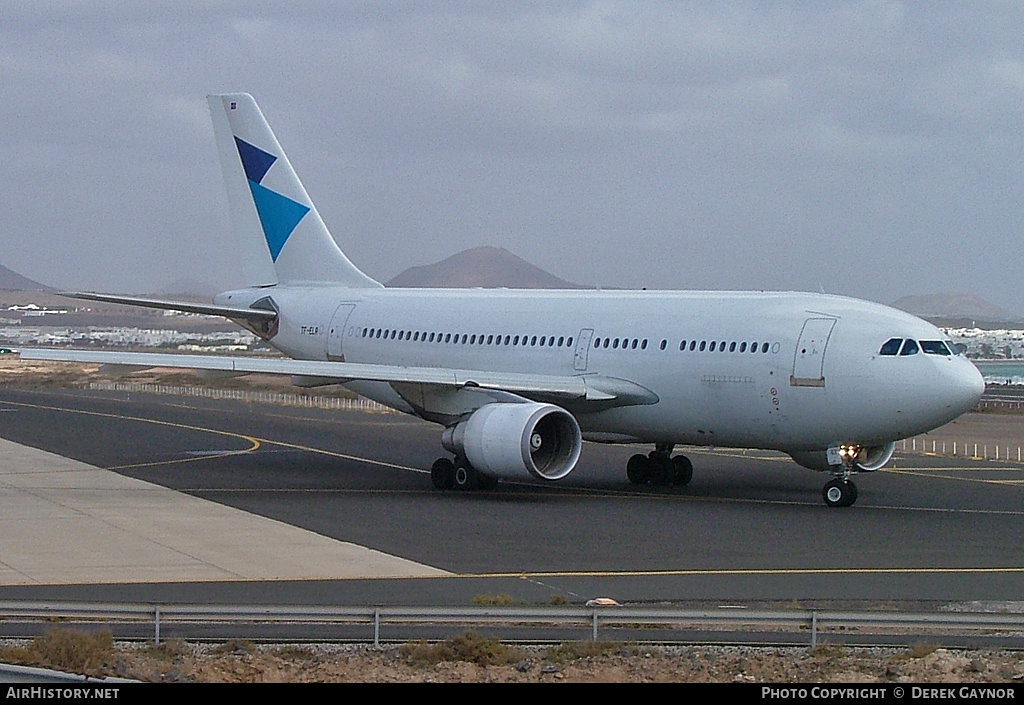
442,403,582,481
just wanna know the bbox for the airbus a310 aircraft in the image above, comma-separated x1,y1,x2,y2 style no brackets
20,93,985,507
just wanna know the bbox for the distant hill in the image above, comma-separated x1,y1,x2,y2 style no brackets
0,264,50,291
891,292,1022,327
386,246,586,289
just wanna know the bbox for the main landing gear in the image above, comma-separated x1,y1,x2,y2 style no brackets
431,457,498,491
626,444,693,487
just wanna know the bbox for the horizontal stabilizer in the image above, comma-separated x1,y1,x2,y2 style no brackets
60,292,277,325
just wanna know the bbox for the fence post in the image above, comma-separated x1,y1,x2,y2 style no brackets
374,609,380,648
154,607,161,645
811,611,817,649
592,610,598,641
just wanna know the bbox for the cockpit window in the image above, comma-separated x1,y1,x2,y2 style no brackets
920,340,951,356
879,338,902,356
899,339,919,356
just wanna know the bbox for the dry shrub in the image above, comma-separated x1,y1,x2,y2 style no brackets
210,638,257,655
545,640,628,662
908,643,941,659
143,638,188,662
401,631,522,666
0,629,115,675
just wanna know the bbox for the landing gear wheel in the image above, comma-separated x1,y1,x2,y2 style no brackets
626,454,651,484
622,457,647,483
647,451,672,485
823,478,858,507
431,457,455,490
453,462,480,491
671,455,693,486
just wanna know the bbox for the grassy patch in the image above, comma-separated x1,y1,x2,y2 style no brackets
470,594,515,606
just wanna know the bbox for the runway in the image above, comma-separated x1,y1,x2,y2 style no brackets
1,386,1024,608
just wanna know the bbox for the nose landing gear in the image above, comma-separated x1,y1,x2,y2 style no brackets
822,445,862,507
822,475,858,507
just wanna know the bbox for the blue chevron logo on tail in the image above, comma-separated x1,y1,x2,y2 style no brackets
234,137,309,261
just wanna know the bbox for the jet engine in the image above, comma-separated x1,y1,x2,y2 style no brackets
441,403,582,481
788,442,896,472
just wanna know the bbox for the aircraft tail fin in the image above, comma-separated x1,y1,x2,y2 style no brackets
207,93,382,289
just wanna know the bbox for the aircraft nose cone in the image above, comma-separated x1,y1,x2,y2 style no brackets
951,361,985,414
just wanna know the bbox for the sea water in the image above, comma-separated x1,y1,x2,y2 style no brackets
974,361,1024,386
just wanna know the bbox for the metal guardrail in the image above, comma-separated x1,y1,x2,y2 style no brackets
2,602,1024,648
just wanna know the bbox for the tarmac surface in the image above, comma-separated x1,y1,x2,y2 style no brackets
1,386,1024,609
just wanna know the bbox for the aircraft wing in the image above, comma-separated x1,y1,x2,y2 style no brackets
17,348,658,407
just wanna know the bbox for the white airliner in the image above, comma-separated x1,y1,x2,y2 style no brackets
20,93,985,507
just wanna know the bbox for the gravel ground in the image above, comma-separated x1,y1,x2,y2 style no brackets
2,638,1017,683
89,641,1024,683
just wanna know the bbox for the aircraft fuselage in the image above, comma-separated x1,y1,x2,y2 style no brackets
216,285,984,454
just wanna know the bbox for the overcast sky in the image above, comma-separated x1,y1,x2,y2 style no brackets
2,2,1023,313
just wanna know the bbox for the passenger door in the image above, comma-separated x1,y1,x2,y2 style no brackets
326,304,356,361
791,317,836,387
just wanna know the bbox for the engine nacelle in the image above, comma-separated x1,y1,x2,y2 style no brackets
441,403,582,481
789,442,896,472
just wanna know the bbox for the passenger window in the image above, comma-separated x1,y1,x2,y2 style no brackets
567,337,573,347
729,341,736,352
878,338,902,356
709,341,716,352
689,341,696,351
699,341,706,351
679,340,686,351
739,342,747,352
920,340,951,356
899,339,919,356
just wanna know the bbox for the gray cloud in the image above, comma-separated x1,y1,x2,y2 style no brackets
1,1,1022,313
